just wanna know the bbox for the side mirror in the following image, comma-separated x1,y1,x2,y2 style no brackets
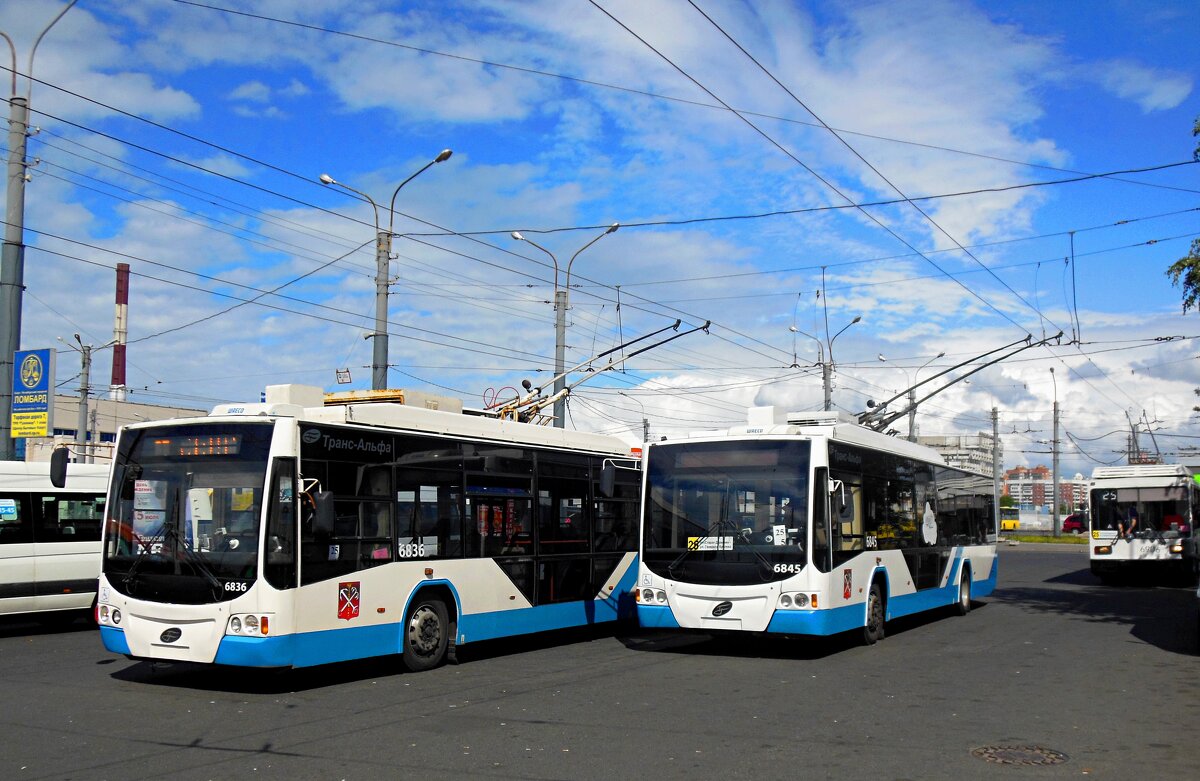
50,447,69,488
599,462,616,498
313,491,336,535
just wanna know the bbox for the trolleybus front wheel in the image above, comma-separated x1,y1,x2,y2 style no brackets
862,584,885,645
403,596,449,672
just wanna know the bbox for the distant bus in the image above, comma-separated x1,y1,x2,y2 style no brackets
999,507,1020,531
636,407,997,645
89,384,641,670
1088,464,1197,583
0,461,108,621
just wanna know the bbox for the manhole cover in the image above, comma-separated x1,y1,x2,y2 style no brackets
970,745,1069,766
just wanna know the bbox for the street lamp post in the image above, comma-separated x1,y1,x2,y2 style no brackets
792,315,861,411
511,223,619,428
0,0,78,460
1050,367,1060,538
320,149,452,391
880,351,946,441
618,391,648,443
59,333,115,464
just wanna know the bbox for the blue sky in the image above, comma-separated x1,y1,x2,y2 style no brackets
1,0,1198,475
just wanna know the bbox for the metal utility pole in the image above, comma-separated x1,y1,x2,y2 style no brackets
74,336,92,463
512,224,619,428
791,315,861,412
620,391,649,443
992,407,1000,535
0,0,77,460
319,149,452,391
1051,368,1060,538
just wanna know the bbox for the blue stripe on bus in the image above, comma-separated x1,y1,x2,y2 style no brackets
646,551,1001,638
457,563,639,643
100,625,130,655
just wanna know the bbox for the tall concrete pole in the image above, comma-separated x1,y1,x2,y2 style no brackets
1051,367,1060,538
320,150,451,392
0,1,78,460
372,228,390,390
0,94,30,459
74,339,91,463
1052,397,1060,537
992,407,1000,538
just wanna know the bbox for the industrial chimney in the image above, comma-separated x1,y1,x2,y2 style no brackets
109,262,129,401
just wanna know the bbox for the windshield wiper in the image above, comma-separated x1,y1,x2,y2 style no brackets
162,522,224,601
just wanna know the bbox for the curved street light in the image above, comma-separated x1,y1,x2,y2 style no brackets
789,315,860,411
319,149,452,390
880,350,945,440
0,0,79,459
618,390,648,443
511,224,619,428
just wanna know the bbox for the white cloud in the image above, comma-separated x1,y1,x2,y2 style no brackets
1096,59,1192,112
229,81,272,103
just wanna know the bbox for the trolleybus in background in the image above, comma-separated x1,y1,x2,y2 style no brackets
1,461,108,622
1087,464,1198,584
87,384,641,670
999,507,1020,532
635,407,997,644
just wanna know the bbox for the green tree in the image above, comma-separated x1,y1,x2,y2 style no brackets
1165,116,1200,311
999,494,1015,508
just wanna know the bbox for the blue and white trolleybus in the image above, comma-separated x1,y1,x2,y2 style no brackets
92,384,641,670
635,407,997,643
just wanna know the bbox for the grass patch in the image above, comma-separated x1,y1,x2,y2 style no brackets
1000,533,1087,545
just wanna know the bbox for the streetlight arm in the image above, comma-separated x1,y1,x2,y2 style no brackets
511,232,560,287
319,174,379,230
25,0,77,100
565,223,619,290
789,326,824,364
387,149,452,235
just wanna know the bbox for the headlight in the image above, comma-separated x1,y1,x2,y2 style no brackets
656,590,667,604
780,594,792,608
244,615,258,632
794,593,809,608
230,616,242,633
641,588,654,603
99,605,109,622
111,609,121,626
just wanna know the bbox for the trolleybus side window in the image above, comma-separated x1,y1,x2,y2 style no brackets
538,453,590,556
264,459,297,590
394,436,465,560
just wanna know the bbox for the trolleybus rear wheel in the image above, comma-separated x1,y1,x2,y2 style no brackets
955,567,972,616
403,596,449,672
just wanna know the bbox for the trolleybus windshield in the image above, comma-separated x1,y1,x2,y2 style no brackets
643,439,810,585
103,423,274,604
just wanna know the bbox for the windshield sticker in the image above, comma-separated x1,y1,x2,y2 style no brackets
328,544,340,561
0,498,17,521
338,581,360,621
687,536,734,551
133,479,167,510
772,524,786,546
843,568,852,600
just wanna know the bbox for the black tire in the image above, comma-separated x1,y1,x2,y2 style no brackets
403,596,449,672
955,567,972,616
862,583,885,645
